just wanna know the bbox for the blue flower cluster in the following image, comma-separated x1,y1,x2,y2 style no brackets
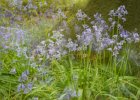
17,70,33,94
28,5,140,61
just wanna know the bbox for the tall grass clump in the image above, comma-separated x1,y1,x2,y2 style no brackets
0,1,140,99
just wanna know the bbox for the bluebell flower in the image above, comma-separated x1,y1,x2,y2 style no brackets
59,87,81,100
113,46,119,57
57,9,67,19
23,82,33,94
76,9,88,21
120,30,129,38
109,10,115,17
116,5,128,17
66,39,78,51
27,82,33,90
133,32,140,43
108,18,113,22
17,82,33,94
77,28,93,47
5,11,13,18
17,83,25,92
46,30,68,59
109,5,128,22
18,70,29,82
3,34,11,41
94,13,102,22
24,88,30,94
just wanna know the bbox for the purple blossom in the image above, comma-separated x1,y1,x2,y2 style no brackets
60,87,81,100
133,32,140,43
46,30,67,59
66,39,78,51
113,46,119,57
109,5,128,23
76,9,88,21
108,40,125,57
17,82,33,94
3,34,11,41
17,84,25,92
94,13,102,22
77,28,93,46
120,30,129,38
108,18,113,22
18,70,29,82
102,38,114,47
93,25,102,41
57,9,67,19
5,11,13,18
116,5,128,17
109,10,115,17
27,82,33,90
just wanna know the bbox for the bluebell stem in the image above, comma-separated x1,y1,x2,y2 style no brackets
22,47,28,58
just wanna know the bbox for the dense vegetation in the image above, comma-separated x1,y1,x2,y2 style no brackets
0,0,140,100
